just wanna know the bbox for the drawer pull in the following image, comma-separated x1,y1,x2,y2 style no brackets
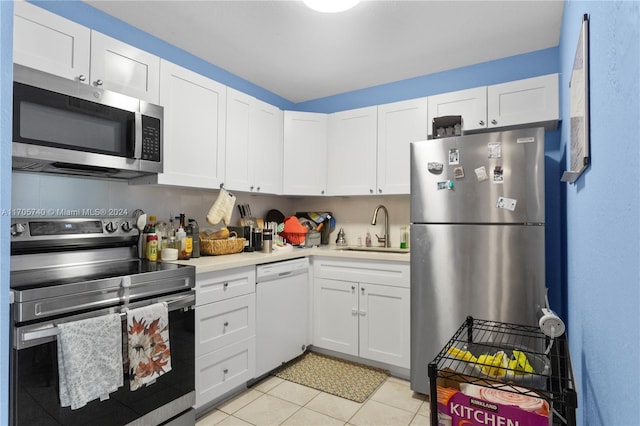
223,282,229,289
223,321,229,327
223,368,229,374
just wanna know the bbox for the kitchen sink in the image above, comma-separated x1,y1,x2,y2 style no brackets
336,246,410,254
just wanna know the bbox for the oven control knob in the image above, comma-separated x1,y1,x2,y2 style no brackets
105,222,117,233
121,221,133,232
10,223,25,237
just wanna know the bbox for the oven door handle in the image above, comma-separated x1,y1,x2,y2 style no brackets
165,293,195,311
16,292,195,348
22,325,60,342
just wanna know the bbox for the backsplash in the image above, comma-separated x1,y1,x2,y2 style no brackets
11,172,410,248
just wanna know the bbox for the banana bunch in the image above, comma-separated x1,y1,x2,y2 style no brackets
447,346,535,377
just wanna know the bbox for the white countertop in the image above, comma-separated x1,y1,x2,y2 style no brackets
169,245,410,273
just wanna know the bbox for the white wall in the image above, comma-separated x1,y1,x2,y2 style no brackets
12,172,410,248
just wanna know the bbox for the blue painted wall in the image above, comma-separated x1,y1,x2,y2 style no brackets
560,2,640,425
0,3,13,425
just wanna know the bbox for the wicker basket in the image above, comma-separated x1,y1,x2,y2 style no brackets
200,238,245,256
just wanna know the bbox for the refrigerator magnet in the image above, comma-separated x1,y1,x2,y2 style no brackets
474,166,488,182
496,196,517,211
492,166,504,184
488,142,502,158
428,162,444,174
453,166,465,179
448,148,460,165
437,181,449,190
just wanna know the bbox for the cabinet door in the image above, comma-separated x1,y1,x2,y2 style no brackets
428,87,487,135
283,111,327,196
251,99,283,195
13,1,90,81
377,98,428,195
487,74,559,129
90,31,160,104
195,336,255,409
157,60,226,189
359,283,410,369
326,106,377,196
313,278,358,356
225,88,253,192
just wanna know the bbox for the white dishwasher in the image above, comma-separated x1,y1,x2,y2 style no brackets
256,257,310,377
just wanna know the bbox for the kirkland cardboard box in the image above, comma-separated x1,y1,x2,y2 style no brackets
436,376,550,426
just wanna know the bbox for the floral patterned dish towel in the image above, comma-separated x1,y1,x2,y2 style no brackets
127,302,172,391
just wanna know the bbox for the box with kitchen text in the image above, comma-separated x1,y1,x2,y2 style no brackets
436,380,550,426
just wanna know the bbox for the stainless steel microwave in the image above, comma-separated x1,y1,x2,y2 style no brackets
12,64,163,179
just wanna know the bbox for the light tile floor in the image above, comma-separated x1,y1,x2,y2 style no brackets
197,375,432,426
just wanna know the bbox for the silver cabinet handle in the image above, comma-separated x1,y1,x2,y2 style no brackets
361,287,365,294
479,120,485,126
250,185,254,191
78,75,86,82
378,189,382,193
491,119,498,125
94,79,103,86
223,368,229,374
370,189,374,194
223,321,229,327
256,187,260,192
351,285,356,291
321,190,325,195
223,282,229,289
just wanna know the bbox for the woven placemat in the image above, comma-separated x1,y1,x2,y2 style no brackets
274,352,388,403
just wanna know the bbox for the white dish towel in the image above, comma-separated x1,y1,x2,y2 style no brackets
127,302,172,391
57,313,123,410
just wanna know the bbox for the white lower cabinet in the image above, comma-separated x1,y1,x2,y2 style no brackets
313,258,410,369
195,336,255,408
195,267,256,409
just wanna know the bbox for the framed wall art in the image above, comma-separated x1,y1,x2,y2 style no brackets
562,14,590,184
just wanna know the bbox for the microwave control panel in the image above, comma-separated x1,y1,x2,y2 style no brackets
141,115,161,162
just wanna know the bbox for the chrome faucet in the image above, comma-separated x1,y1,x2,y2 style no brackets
371,205,390,248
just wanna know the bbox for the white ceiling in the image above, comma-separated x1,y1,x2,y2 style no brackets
84,0,564,104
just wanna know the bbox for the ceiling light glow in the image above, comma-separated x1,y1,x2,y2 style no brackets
304,0,361,13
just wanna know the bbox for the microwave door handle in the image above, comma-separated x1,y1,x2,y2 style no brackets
133,111,143,159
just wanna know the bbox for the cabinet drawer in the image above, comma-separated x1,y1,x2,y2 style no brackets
195,336,255,409
313,258,409,288
196,266,255,305
196,293,255,357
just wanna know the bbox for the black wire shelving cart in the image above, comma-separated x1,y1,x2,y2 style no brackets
429,316,577,426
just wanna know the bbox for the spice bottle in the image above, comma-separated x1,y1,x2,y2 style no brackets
146,228,158,261
176,225,190,260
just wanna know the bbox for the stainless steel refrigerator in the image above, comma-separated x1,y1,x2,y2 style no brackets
409,127,546,394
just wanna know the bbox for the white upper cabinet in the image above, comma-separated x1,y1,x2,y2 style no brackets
13,1,90,81
13,2,160,104
225,88,253,192
225,89,283,194
487,74,559,129
90,32,160,104
251,99,283,195
327,106,378,196
283,111,328,196
427,86,488,136
377,98,428,195
151,60,226,189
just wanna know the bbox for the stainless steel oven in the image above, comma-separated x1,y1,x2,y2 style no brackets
9,217,195,426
